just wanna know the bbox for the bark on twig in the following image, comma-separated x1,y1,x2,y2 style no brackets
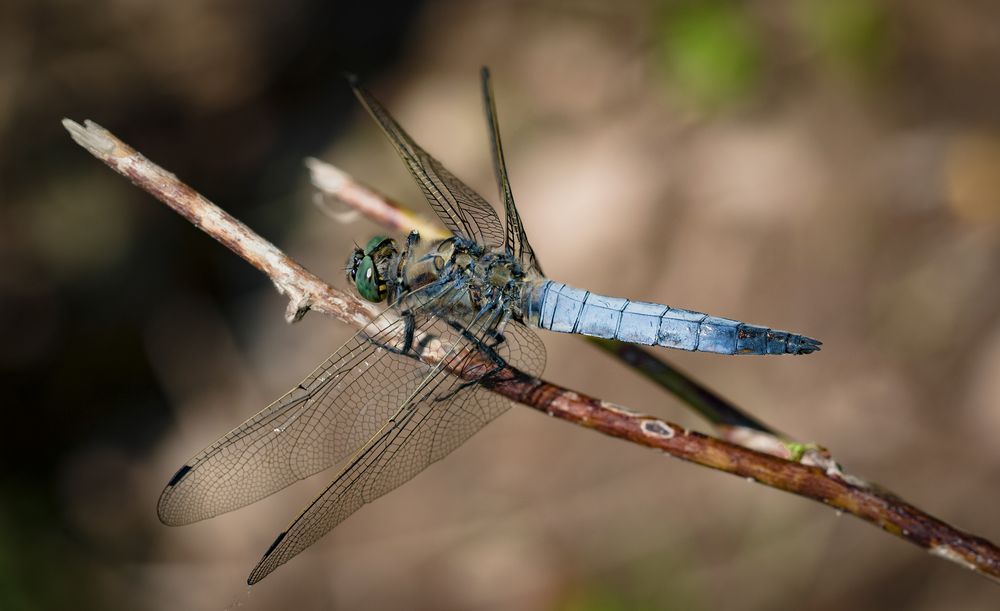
61,119,379,328
65,118,1000,583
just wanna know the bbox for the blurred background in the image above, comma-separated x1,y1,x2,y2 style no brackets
3,0,1000,609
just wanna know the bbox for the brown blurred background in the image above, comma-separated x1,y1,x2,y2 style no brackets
3,1,1000,609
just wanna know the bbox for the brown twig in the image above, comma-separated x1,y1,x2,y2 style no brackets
62,119,380,329
64,118,1000,583
307,157,444,239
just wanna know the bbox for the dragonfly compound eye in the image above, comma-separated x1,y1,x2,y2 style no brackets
346,249,364,283
355,255,387,302
363,235,391,256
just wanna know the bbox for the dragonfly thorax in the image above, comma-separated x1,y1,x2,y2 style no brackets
397,235,535,322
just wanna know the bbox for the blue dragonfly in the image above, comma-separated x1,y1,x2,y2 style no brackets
157,68,820,584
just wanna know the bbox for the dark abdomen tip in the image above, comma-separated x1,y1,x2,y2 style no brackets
788,334,822,355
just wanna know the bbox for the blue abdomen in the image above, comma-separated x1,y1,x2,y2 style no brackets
523,281,820,356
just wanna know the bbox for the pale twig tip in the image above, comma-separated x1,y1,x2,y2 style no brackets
307,158,348,192
62,118,116,156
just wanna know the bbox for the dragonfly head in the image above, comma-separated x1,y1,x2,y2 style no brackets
347,236,397,303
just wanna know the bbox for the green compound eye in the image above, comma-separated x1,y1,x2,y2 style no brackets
355,256,387,302
363,235,390,256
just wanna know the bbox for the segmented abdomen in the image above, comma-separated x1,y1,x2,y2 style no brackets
523,281,820,355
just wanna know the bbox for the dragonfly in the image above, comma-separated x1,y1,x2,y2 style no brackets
157,67,821,585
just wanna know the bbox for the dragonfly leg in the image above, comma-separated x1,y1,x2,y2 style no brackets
432,320,509,403
372,309,416,357
446,319,508,367
406,229,420,249
401,311,415,354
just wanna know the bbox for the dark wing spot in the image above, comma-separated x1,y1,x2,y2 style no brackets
262,531,287,558
166,464,192,487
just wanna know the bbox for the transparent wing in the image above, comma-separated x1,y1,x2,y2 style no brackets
501,320,546,380
480,67,544,274
349,76,506,249
157,285,463,526
246,308,547,584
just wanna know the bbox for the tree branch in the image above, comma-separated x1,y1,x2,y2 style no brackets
65,118,1000,583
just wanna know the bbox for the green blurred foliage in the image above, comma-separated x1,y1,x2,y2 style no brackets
654,0,893,109
560,585,655,611
0,489,101,611
25,172,136,279
558,550,705,611
655,1,762,109
796,0,893,81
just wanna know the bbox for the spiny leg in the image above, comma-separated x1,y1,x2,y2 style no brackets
433,317,509,403
369,309,416,357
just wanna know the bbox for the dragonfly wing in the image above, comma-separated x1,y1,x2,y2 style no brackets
349,76,506,250
156,286,461,526
246,302,545,584
480,67,545,274
496,318,546,379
